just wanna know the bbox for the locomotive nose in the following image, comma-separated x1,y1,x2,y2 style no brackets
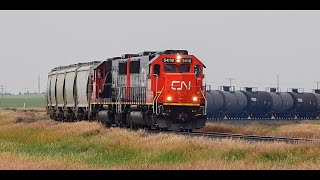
164,73,199,105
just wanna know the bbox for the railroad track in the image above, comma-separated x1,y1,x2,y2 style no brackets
207,119,320,125
207,118,320,120
177,131,318,143
2,108,47,113
147,129,318,143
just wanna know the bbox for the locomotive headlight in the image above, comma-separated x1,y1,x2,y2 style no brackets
192,97,198,102
176,55,181,63
167,96,172,101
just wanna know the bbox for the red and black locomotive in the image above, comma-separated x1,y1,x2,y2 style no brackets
46,50,207,131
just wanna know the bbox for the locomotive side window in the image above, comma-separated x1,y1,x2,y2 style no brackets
164,64,176,72
130,61,140,74
194,65,201,77
119,62,127,75
154,64,160,76
98,70,102,79
178,64,190,73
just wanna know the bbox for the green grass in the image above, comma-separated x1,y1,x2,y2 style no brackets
0,94,46,108
224,149,247,161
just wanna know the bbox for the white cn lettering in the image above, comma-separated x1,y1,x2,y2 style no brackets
171,81,191,90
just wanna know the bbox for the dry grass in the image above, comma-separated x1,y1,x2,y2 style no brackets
1,109,320,169
0,153,90,170
201,121,320,139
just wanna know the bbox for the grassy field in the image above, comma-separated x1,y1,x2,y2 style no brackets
1,109,320,169
0,94,46,108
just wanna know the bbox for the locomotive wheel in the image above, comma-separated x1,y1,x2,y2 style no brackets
58,114,64,121
65,114,71,122
69,114,76,122
52,115,58,121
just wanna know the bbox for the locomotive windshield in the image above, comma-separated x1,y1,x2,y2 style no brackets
164,64,176,72
178,64,190,73
164,64,191,73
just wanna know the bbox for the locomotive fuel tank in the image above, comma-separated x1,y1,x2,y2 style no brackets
129,110,153,127
97,110,114,125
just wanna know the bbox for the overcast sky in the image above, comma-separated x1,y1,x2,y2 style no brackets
1,10,320,94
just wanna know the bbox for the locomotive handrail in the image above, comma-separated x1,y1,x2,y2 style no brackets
201,90,207,115
150,74,158,95
116,87,121,113
155,87,164,115
108,87,147,104
150,74,159,114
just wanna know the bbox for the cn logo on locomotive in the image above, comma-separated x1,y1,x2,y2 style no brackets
171,81,191,90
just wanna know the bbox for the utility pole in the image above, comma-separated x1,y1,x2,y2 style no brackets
0,85,3,98
24,86,28,109
226,77,235,86
0,85,4,107
38,74,40,94
277,74,279,92
314,81,320,90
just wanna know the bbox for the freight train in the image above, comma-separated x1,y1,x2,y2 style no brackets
46,50,207,131
206,86,320,120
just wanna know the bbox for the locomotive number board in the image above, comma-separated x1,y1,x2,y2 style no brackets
162,58,175,63
182,58,192,63
162,58,192,63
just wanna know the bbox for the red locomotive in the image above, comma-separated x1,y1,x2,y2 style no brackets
46,50,207,131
